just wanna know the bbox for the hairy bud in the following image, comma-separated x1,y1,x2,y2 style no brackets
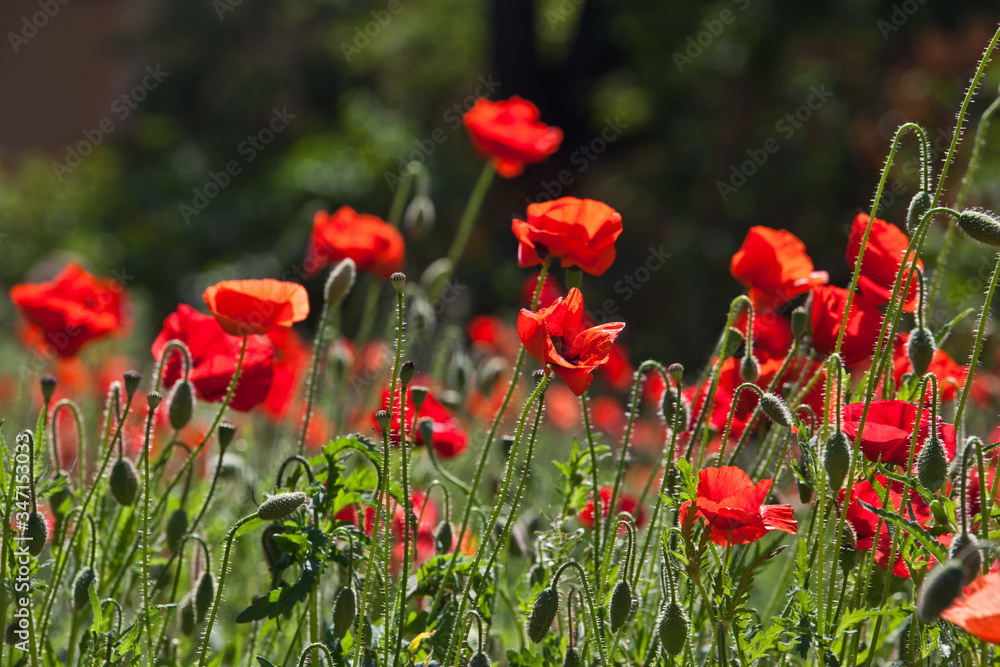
609,580,636,632
72,567,97,610
658,602,688,657
332,587,356,639
526,587,560,644
957,209,1000,247
906,190,933,237
257,491,308,522
195,570,215,623
325,258,357,305
907,327,935,377
109,458,141,507
824,431,851,492
168,379,196,430
917,436,948,493
948,532,983,586
760,393,793,428
917,560,964,621
165,508,189,553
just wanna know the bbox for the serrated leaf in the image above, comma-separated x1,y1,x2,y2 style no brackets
858,500,947,562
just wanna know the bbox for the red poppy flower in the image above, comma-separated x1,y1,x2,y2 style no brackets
681,466,797,546
203,279,309,336
10,262,127,358
305,207,405,279
467,315,519,358
589,396,627,440
841,400,957,467
512,197,623,276
848,214,922,312
730,227,828,309
733,304,794,359
373,384,468,459
463,96,563,178
517,288,625,395
965,463,998,530
579,486,646,530
598,343,634,392
520,271,564,309
262,327,311,419
890,333,967,402
837,474,932,577
809,285,883,368
942,571,1000,644
545,383,583,431
152,304,275,412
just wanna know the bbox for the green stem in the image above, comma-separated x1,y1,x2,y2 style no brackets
140,398,157,665
435,162,495,300
581,392,604,591
299,297,335,454
954,252,1000,429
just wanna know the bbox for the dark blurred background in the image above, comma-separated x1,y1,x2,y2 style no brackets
2,0,999,368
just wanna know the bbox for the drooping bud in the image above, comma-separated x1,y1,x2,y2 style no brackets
179,594,196,635
436,520,454,554
168,379,196,430
404,195,436,236
564,268,583,291
399,360,416,387
390,272,406,293
324,258,357,305
420,258,453,297
948,532,983,586
332,586,356,639
791,307,809,339
824,431,851,492
668,363,684,383
740,355,759,382
760,393,793,428
470,652,491,667
526,587,560,644
147,390,163,410
418,418,435,446
907,327,935,377
72,567,97,610
195,570,215,623
257,491,308,522
917,435,948,493
723,328,744,358
39,375,57,404
410,386,429,412
661,386,680,424
957,209,1000,247
608,579,636,632
906,190,933,237
839,523,858,576
374,410,391,433
123,370,142,399
563,646,581,667
24,511,49,557
165,508,189,553
916,559,965,621
658,602,688,657
109,458,141,507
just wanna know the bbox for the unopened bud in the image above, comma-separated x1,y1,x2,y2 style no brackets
824,431,851,492
436,520,454,554
165,508,189,553
760,393,793,428
563,647,581,667
195,570,215,623
740,355,759,382
948,532,983,586
907,190,933,236
608,579,636,632
526,587,560,644
907,327,935,377
957,209,1000,247
399,360,415,387
325,258,357,305
479,357,505,393
72,567,97,610
109,458,141,507
658,602,688,657
791,307,809,339
24,511,48,557
332,586,356,639
723,328,744,358
179,595,196,635
168,379,196,430
404,194,436,236
917,435,948,493
470,652,491,667
916,560,965,621
257,491,307,522
839,524,858,575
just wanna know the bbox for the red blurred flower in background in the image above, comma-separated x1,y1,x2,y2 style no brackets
517,288,625,395
305,207,405,279
10,262,127,358
809,285,883,368
203,279,309,336
520,271,564,309
512,197,623,275
942,572,1000,644
841,399,957,467
263,327,311,419
463,96,563,178
373,385,467,458
730,227,827,309
890,332,967,402
848,213,921,312
152,304,275,412
579,485,645,530
681,466,797,546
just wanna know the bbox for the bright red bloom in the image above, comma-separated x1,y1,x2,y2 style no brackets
848,213,922,312
841,399,957,467
463,96,563,178
517,288,625,395
809,285,883,368
681,466,797,546
734,304,794,359
373,385,467,459
467,315,519,358
589,396,627,440
579,486,646,530
890,333,967,402
942,571,1000,644
263,327,311,419
730,227,827,309
152,304,275,412
520,271,564,309
305,207,405,279
203,279,309,336
598,343,634,392
512,197,623,275
10,262,127,358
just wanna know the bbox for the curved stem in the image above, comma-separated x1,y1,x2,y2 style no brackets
552,561,610,667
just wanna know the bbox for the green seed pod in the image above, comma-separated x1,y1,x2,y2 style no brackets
109,458,141,507
906,190,933,237
410,385,429,412
760,392,793,428
72,567,97,611
958,209,1000,247
791,306,809,339
324,258,357,305
907,327,935,377
824,431,851,492
658,602,688,657
723,328,744,358
374,410,391,433
179,594,196,635
668,363,684,383
436,521,454,554
948,532,983,586
917,559,965,621
390,272,407,293
24,511,49,557
257,491,307,522
168,379,196,430
195,570,215,624
217,420,237,450
399,360,416,387
563,646,581,667
608,579,636,632
470,652,491,667
147,390,163,410
526,587,560,644
332,586,356,639
122,370,142,399
917,436,948,493
740,355,759,382
165,508,189,553
39,374,57,403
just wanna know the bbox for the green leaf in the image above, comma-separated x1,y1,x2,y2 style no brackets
935,308,975,347
857,500,947,562
87,579,102,633
256,658,279,667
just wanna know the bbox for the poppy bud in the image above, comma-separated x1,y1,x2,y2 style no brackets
661,386,680,424
390,272,406,293
479,357,505,394
24,511,48,557
865,566,886,609
791,307,809,339
450,355,473,395
375,410,391,433
564,268,583,291
165,508,189,553
916,559,965,621
668,363,684,383
529,564,547,588
217,420,237,451
839,524,858,576
168,379,196,430
325,258,357,305
957,209,1000,247
740,355,759,383
109,458,141,507
420,258,453,297
195,570,215,624
257,491,308,522
948,532,982,586
72,567,97,610
147,390,162,410
563,647,581,667
824,431,851,492
179,594,196,635
907,327,935,377
49,481,72,521
123,370,142,399
40,375,57,403
5,621,19,646
332,586,356,639
404,195,436,236
470,652,491,667
760,393,793,428
609,579,636,632
796,452,813,504
917,436,948,493
658,602,688,657
410,385,429,412
929,499,949,526
399,360,416,387
418,418,435,446
436,520,454,554
526,587,560,644
906,190,933,237
723,328,744,358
